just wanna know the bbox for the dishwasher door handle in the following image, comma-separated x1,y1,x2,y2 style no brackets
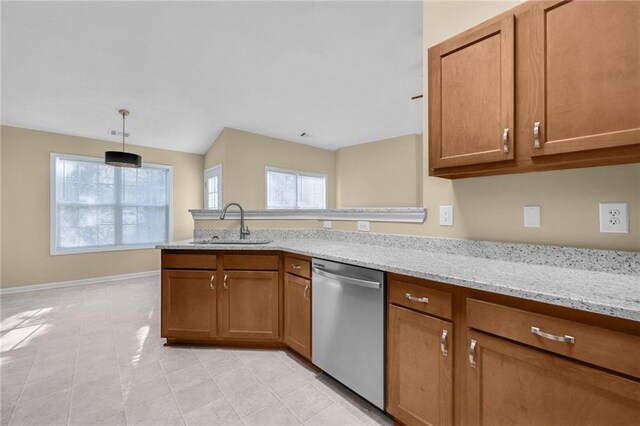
312,267,381,289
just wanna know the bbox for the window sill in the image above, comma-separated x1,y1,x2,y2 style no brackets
189,208,427,223
50,244,162,256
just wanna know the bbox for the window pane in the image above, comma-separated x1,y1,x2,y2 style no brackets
297,175,326,209
267,170,296,209
207,176,219,209
54,155,170,252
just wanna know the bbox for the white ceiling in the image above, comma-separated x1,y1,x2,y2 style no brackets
1,1,423,154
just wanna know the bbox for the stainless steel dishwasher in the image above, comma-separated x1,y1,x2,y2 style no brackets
312,258,385,410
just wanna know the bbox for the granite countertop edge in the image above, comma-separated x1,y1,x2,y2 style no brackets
157,239,640,322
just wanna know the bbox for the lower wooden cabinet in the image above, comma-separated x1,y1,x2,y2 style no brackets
219,270,280,341
387,304,453,426
161,269,217,339
466,330,640,426
283,273,311,359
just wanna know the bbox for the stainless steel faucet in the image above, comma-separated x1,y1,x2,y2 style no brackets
220,202,250,240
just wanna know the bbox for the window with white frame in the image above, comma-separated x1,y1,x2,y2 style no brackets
51,153,172,254
204,164,222,209
265,167,327,209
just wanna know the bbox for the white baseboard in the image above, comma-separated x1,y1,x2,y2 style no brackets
0,270,161,295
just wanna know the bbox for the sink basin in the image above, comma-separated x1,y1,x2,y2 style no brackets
191,239,272,245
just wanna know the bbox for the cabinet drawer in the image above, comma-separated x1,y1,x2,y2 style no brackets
284,256,311,279
162,253,216,270
467,299,640,378
388,278,452,320
223,255,279,271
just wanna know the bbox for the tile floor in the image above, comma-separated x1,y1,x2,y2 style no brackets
0,276,393,426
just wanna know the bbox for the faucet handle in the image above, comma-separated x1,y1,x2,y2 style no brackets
241,226,250,236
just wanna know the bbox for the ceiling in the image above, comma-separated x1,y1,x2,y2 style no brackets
1,1,423,154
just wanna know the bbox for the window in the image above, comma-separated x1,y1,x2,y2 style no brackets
51,153,172,254
265,167,327,209
204,164,222,209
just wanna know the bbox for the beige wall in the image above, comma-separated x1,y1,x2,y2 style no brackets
196,1,639,251
205,128,336,209
336,134,422,208
1,126,204,288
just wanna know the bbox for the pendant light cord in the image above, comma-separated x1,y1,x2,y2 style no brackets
122,111,126,152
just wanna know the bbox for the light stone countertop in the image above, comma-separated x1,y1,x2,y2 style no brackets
157,238,640,322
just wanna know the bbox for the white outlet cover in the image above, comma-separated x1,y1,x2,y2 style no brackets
357,221,370,232
439,205,453,227
323,220,332,229
524,205,541,228
599,202,629,233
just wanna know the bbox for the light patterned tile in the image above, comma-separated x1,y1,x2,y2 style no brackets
281,383,334,421
165,362,209,393
9,389,70,426
263,369,309,398
173,379,224,415
214,367,260,395
202,353,243,377
183,398,242,426
124,394,183,425
305,403,362,426
225,382,278,418
242,400,301,426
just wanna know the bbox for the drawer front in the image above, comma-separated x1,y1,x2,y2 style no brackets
284,256,311,279
467,299,640,378
388,278,452,320
223,254,279,271
162,253,216,270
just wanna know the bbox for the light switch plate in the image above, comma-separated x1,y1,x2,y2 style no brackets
357,221,370,232
439,205,453,226
323,221,332,229
599,202,629,233
524,205,541,228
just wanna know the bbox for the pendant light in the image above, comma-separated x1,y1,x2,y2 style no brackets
105,109,142,168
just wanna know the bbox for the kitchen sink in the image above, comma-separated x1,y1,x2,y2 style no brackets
191,239,272,245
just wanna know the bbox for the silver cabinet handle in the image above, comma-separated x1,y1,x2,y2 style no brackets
303,284,310,301
502,128,509,153
533,121,541,149
531,326,575,344
405,293,429,304
291,264,302,270
468,339,477,368
440,329,448,357
223,274,228,290
210,275,215,291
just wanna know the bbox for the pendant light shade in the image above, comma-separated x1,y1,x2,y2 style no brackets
106,109,141,168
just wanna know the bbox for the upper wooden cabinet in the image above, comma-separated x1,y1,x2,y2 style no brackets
429,15,515,169
529,0,640,156
428,0,640,178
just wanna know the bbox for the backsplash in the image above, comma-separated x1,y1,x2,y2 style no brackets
193,228,640,275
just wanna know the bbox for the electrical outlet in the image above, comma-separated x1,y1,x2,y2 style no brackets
357,221,370,232
439,205,453,226
323,221,332,229
524,205,541,228
599,202,629,233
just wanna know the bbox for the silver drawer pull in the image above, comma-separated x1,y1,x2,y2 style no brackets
223,274,228,290
405,293,429,304
291,264,302,270
533,121,541,149
468,339,477,368
440,329,448,357
502,128,509,153
531,326,575,344
303,284,310,302
210,275,215,291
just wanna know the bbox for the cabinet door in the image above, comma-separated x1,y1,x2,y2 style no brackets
283,274,311,359
219,271,279,341
429,15,515,170
529,0,640,156
161,269,216,339
387,305,453,426
466,330,640,426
